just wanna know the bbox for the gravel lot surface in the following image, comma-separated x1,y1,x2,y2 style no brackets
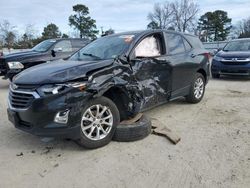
0,77,249,188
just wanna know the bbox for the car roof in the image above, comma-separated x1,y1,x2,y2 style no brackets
107,29,198,38
47,38,89,41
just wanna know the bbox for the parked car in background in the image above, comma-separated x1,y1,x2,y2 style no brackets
211,38,250,78
0,38,89,81
7,30,210,149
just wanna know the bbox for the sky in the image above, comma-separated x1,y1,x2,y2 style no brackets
0,0,250,37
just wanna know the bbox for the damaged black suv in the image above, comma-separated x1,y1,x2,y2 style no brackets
7,30,210,149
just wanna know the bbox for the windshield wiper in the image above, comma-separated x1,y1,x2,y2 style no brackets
82,53,102,60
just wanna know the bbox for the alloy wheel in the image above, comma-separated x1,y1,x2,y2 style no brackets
81,104,113,141
194,77,204,99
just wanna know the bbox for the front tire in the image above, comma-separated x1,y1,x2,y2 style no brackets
186,73,205,104
76,97,120,149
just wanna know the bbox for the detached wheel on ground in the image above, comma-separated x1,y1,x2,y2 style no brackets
186,73,206,104
112,114,151,142
76,96,120,149
212,73,220,79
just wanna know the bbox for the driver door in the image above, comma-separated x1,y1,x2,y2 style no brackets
130,33,171,110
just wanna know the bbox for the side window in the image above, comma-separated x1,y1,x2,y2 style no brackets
183,38,192,51
134,35,163,57
165,33,185,54
54,40,73,52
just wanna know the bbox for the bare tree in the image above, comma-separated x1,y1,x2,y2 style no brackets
239,17,250,38
147,0,199,33
24,24,37,40
0,20,17,49
147,2,173,29
171,0,199,32
229,18,250,39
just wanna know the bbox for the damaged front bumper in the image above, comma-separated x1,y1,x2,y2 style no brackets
7,87,93,139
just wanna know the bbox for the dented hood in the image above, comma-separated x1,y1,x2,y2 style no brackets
14,59,114,85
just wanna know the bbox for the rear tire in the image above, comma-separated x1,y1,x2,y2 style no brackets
186,73,205,104
76,97,120,149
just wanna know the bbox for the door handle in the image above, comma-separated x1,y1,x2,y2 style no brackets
190,54,196,58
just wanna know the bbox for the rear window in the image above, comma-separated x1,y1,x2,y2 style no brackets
185,35,204,49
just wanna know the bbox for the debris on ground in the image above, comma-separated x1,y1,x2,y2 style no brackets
228,90,242,94
16,152,24,157
41,146,53,155
120,113,143,125
38,172,44,178
41,137,55,143
151,118,181,144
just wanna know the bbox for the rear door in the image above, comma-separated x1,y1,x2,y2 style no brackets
164,32,195,98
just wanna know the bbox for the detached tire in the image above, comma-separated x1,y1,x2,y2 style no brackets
186,73,206,104
113,115,151,142
76,97,120,149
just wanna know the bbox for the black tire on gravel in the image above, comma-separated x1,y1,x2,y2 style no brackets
112,115,151,142
76,96,120,149
186,73,206,104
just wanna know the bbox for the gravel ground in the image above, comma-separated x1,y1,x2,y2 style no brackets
0,77,249,188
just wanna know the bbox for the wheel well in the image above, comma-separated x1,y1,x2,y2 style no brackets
197,69,207,82
103,87,130,121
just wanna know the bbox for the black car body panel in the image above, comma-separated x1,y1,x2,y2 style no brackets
14,59,114,84
0,38,89,80
7,30,210,139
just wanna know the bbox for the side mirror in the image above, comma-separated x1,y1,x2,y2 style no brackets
116,54,130,64
51,50,56,57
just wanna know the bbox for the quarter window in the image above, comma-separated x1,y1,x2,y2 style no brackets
165,33,185,54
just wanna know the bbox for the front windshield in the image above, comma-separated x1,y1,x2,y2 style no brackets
32,40,56,52
70,34,135,61
224,40,250,52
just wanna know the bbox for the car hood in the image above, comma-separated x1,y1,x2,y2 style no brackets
14,59,114,85
2,50,43,62
217,50,250,58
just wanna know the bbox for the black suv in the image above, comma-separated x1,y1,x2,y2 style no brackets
7,30,210,149
0,38,89,80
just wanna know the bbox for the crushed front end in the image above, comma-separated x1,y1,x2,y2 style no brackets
7,82,93,139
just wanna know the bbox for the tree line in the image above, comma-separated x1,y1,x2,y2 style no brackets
1,1,250,50
147,0,250,42
0,4,113,50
